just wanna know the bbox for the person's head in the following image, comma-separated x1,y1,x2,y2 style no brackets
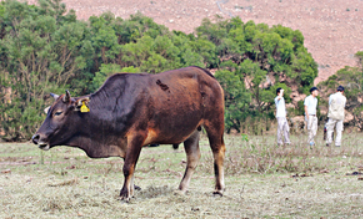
310,87,319,97
337,85,345,93
276,87,283,96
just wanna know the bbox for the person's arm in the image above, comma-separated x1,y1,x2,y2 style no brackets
304,105,309,120
329,95,332,105
304,97,309,120
276,89,284,101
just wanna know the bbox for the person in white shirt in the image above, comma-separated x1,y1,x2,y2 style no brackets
275,88,290,145
326,86,346,147
304,87,319,146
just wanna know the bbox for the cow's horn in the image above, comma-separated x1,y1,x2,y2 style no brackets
63,90,71,102
50,93,59,100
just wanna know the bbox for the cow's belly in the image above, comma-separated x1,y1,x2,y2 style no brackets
144,110,203,145
143,127,200,145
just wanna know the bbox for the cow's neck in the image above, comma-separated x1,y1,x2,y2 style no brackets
65,77,132,158
85,86,136,136
66,135,126,158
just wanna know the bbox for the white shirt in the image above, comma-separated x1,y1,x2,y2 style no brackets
328,92,346,120
304,95,318,115
275,96,286,118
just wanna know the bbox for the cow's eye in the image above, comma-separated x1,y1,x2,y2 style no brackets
54,111,63,116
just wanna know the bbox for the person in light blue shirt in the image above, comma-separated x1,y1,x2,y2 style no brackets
304,87,319,146
275,88,290,145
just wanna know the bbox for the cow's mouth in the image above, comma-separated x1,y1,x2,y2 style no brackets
32,134,50,151
38,142,50,151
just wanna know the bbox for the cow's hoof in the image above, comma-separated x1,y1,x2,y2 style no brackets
121,197,137,204
174,189,186,196
213,191,223,197
120,195,131,203
120,189,131,202
134,185,142,191
120,198,130,204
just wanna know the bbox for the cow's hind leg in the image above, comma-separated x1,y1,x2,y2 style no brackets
178,130,201,193
204,121,226,196
120,134,144,202
134,184,142,191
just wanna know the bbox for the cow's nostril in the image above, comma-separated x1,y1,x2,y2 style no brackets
32,134,40,144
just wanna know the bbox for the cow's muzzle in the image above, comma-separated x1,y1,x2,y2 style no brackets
32,134,40,144
32,134,50,151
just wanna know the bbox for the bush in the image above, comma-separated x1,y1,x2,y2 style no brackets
205,17,317,132
0,0,319,140
318,51,363,129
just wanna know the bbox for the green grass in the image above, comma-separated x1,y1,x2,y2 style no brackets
1,133,363,218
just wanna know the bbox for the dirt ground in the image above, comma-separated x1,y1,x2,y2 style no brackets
1,133,363,218
22,0,363,84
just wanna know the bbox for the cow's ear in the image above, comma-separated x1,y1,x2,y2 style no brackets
44,106,50,114
75,97,90,113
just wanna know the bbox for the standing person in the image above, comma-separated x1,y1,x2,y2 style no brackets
275,88,290,145
304,87,319,146
326,86,346,147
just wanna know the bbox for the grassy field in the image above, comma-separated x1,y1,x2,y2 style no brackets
1,133,363,218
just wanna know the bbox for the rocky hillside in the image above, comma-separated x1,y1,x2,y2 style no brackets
25,0,363,84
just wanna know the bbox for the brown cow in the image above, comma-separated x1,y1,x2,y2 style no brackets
32,66,226,201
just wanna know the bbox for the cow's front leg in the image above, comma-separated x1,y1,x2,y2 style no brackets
121,157,142,192
120,134,144,202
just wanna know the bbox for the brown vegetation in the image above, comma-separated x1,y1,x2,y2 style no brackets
1,133,363,217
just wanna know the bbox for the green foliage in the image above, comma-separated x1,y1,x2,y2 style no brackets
0,0,319,140
203,17,317,132
0,4,5,18
215,69,250,132
318,51,363,128
0,0,91,140
120,34,208,73
91,64,122,92
121,66,140,73
90,64,141,92
355,51,363,68
296,100,305,116
241,133,249,142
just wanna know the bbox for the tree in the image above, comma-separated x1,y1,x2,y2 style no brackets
215,69,250,133
197,17,317,133
318,51,363,129
0,0,92,140
90,64,140,92
0,0,319,140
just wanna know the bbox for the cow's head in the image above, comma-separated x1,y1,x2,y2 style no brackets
32,90,90,150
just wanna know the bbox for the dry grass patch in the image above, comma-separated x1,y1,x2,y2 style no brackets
1,133,363,218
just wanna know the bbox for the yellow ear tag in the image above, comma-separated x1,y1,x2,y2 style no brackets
80,102,90,113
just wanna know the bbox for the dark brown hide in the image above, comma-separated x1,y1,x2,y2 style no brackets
32,66,226,201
